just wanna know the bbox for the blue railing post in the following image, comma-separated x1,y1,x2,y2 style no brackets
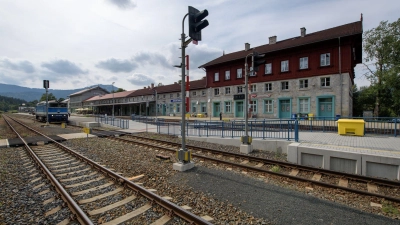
395,119,397,137
250,121,253,137
310,118,313,132
206,121,209,137
263,119,266,140
231,121,234,138
323,117,325,132
222,121,224,138
287,120,290,140
295,120,299,142
186,121,189,136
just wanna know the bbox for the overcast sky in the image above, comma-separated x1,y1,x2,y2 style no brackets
0,0,399,91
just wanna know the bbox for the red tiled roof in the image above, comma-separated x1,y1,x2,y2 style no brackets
200,21,362,68
83,78,206,101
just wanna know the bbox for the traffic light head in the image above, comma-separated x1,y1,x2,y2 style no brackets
188,6,209,41
252,52,266,72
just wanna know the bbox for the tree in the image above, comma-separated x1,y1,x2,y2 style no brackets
111,88,126,93
363,18,400,117
58,98,65,102
39,93,57,102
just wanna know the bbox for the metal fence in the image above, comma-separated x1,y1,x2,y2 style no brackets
295,117,399,137
156,120,299,141
95,116,130,129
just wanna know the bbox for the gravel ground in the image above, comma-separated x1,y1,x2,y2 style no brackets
1,114,399,224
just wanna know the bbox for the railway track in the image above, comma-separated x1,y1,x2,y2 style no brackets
3,115,213,224
112,134,400,204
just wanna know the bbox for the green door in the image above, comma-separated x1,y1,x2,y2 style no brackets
279,100,291,118
236,101,244,118
162,104,166,116
213,102,220,117
318,98,333,118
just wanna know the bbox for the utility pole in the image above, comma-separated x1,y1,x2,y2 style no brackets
173,6,209,172
240,51,265,154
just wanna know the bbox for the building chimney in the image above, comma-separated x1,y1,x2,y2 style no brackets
148,86,150,89
269,36,277,45
245,43,250,51
174,82,177,84
300,27,306,37
151,83,154,88
144,86,146,89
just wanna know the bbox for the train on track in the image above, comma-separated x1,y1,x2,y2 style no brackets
35,100,69,123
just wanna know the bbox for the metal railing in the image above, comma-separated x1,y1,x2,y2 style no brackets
95,116,129,129
295,116,399,137
156,120,299,141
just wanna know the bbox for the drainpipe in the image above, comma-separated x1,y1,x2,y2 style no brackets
339,37,342,116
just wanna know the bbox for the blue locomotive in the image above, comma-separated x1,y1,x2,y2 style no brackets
36,101,69,123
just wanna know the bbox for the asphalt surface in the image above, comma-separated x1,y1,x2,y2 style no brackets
170,166,399,225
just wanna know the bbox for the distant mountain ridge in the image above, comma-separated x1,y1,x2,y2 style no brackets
0,83,116,102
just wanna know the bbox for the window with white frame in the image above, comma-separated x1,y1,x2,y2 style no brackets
300,57,308,69
250,84,257,93
250,100,257,113
176,103,181,113
281,81,289,90
225,87,231,94
321,77,331,87
265,83,272,91
225,102,231,113
225,70,230,80
163,94,165,98
201,103,207,113
177,93,180,97
299,98,309,113
170,94,173,98
214,88,219,96
320,53,330,66
265,63,272,74
264,99,273,113
237,86,243,93
237,68,242,78
202,90,206,96
281,60,289,72
214,72,219,81
193,91,196,96
299,79,308,89
169,104,173,113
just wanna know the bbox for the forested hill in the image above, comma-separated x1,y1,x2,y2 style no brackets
0,83,114,102
0,95,33,112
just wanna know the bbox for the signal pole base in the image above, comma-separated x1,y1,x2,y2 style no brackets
173,162,194,172
240,144,253,154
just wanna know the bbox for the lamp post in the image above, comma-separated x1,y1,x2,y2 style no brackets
112,82,115,118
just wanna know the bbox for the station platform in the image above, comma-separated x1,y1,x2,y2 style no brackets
2,115,399,180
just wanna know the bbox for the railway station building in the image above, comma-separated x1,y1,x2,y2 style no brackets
69,86,109,113
80,19,362,119
199,19,363,119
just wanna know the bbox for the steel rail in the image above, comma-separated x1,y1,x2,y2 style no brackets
3,115,93,225
6,116,213,225
112,136,400,203
130,135,400,187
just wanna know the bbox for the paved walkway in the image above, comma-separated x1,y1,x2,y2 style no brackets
52,116,400,157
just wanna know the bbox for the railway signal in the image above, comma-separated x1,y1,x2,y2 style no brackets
252,52,265,72
188,6,209,41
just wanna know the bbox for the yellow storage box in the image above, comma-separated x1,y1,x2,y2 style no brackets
337,119,365,136
308,113,314,120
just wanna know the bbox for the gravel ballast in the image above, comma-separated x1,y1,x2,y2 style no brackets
1,114,399,224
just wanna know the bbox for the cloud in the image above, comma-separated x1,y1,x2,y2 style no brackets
107,0,136,9
0,58,35,73
127,73,155,86
96,58,137,73
132,52,172,69
41,60,88,75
